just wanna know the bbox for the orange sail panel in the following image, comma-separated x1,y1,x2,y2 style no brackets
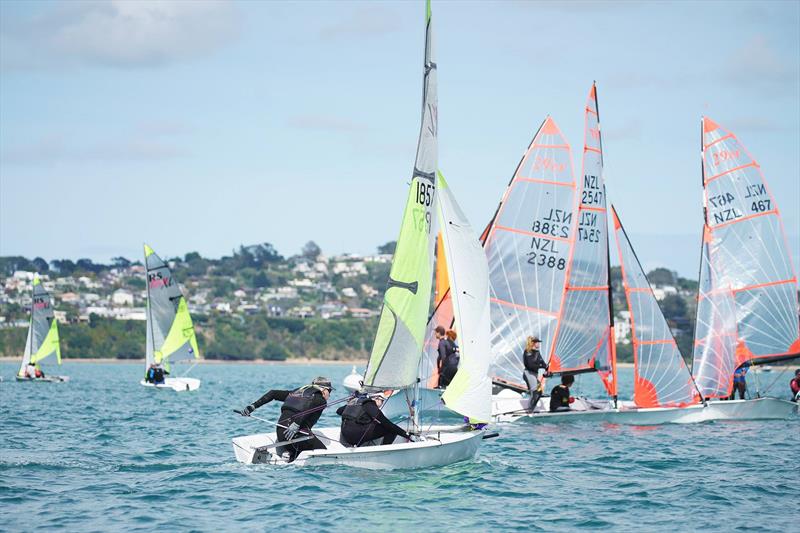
484,117,578,386
550,83,616,396
612,206,699,408
692,118,800,399
434,231,450,306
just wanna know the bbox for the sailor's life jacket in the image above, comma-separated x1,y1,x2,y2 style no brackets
339,396,375,426
280,385,326,428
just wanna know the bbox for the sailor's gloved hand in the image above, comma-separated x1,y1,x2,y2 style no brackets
241,404,255,416
284,422,300,440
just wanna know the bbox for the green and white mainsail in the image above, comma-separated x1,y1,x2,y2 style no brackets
363,0,438,390
144,244,200,375
17,275,61,376
437,172,492,422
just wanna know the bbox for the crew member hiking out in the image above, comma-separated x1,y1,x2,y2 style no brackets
240,377,333,462
337,391,413,447
522,336,549,410
550,374,575,412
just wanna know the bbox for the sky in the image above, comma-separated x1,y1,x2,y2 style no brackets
0,0,798,277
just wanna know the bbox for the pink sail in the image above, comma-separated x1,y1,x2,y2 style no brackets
692,117,800,399
612,207,699,408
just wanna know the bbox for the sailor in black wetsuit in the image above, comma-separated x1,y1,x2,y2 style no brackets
240,377,333,462
437,329,460,389
549,374,574,412
337,392,412,447
146,363,168,384
522,336,549,410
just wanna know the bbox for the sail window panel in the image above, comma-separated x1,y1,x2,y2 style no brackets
692,256,738,399
710,215,793,289
627,292,674,343
495,180,575,234
617,241,649,290
517,145,574,184
486,230,568,315
552,290,610,371
489,299,558,383
704,166,773,228
568,210,609,288
420,292,454,388
636,342,696,407
734,283,799,357
703,136,753,181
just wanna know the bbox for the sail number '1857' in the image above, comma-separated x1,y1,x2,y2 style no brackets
416,182,434,206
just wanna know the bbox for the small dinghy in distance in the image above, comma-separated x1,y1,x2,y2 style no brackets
16,275,68,383
690,117,800,415
139,244,202,392
233,1,495,469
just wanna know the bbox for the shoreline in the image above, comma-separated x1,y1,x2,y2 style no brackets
0,357,365,365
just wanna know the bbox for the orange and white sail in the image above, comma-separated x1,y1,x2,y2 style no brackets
692,117,800,399
612,207,699,408
550,83,616,396
421,232,454,388
483,117,578,387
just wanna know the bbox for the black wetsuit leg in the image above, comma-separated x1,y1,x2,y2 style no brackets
523,371,541,410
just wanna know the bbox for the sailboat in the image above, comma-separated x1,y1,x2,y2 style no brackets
16,275,68,383
140,244,201,392
232,1,495,469
690,117,799,417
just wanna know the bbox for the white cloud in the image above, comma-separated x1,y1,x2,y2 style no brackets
1,0,240,70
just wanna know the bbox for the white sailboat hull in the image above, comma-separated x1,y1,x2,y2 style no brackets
15,375,69,383
232,425,485,470
139,377,201,391
492,393,797,424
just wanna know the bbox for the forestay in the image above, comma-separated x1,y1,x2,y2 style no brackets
437,172,492,422
612,207,699,408
17,275,61,376
551,83,616,394
692,117,800,399
144,244,200,373
484,117,577,385
363,0,439,390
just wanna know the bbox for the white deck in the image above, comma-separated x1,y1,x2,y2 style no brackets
232,425,485,470
140,377,201,392
492,392,797,425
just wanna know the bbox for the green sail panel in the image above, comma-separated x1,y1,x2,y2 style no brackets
363,0,438,390
144,244,200,373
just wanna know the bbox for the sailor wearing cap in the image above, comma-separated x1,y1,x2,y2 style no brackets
522,336,549,411
240,376,334,462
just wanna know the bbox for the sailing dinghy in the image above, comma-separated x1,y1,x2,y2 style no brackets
16,275,68,383
232,2,495,469
690,117,799,417
140,244,201,392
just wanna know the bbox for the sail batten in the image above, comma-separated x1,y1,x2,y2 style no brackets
692,117,800,399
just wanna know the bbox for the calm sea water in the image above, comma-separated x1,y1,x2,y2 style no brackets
1,362,797,532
